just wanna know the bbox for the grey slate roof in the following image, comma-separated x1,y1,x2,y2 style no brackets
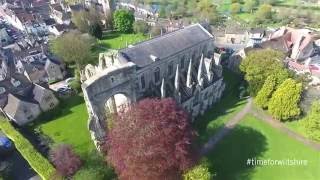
118,24,213,68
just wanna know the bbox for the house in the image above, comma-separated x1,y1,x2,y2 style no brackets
49,3,71,25
32,83,59,112
45,57,65,82
0,48,59,125
3,93,41,125
0,28,12,47
247,28,266,47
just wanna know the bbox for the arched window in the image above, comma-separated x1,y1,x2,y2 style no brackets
168,62,173,76
140,74,145,89
154,67,160,83
180,55,185,69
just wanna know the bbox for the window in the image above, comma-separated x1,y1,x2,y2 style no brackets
180,56,185,69
140,75,145,89
168,63,173,76
154,67,160,83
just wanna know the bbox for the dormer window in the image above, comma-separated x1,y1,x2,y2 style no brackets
0,87,6,95
11,78,21,87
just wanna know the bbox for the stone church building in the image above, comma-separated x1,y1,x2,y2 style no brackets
81,24,225,149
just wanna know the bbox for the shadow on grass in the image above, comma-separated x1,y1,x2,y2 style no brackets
193,69,246,143
102,31,121,39
206,125,268,180
28,95,84,128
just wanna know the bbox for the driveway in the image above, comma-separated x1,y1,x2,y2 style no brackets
49,80,68,91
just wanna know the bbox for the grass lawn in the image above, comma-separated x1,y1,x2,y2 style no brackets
31,95,94,157
98,31,148,50
205,114,320,180
30,95,116,179
193,69,247,144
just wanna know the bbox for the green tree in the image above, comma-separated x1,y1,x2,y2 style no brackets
230,3,241,14
268,79,302,121
89,23,103,39
133,20,149,34
240,49,289,96
244,0,257,13
72,8,101,33
255,75,277,109
113,10,134,33
197,0,221,25
303,101,320,141
183,159,213,180
255,4,273,22
50,31,95,70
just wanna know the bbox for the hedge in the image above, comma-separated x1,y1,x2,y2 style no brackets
0,117,56,180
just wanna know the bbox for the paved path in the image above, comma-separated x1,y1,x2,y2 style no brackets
251,108,320,151
200,97,320,155
200,97,253,155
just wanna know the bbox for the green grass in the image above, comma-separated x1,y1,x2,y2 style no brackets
205,114,320,180
98,32,148,50
193,69,247,144
31,95,94,158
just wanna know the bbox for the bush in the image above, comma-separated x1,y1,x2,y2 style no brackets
73,150,116,180
113,10,134,33
50,144,82,177
133,20,149,34
69,80,82,93
0,118,56,179
183,159,214,180
268,79,302,121
89,23,103,39
303,101,320,141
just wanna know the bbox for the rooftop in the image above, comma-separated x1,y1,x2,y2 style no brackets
119,24,213,68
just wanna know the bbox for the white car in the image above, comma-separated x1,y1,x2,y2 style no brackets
65,77,76,84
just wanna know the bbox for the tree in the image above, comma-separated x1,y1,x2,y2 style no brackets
107,98,197,180
133,20,149,34
268,79,302,121
50,144,82,177
113,10,134,33
50,31,95,70
230,3,241,14
183,159,213,180
244,0,257,13
255,75,277,109
196,0,221,25
240,49,289,96
255,4,273,22
303,101,320,141
72,8,101,33
89,23,103,39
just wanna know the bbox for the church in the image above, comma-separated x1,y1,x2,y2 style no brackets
81,24,225,149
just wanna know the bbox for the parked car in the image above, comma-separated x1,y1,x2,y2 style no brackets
0,134,14,156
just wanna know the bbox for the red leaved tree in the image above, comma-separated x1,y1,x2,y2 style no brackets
106,98,197,180
50,144,82,177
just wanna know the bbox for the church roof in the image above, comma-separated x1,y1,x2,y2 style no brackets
118,24,213,68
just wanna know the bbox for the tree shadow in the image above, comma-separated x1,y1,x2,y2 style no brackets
206,125,268,180
102,31,121,40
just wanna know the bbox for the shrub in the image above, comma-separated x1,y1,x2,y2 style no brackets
50,144,82,177
113,10,134,33
0,118,56,179
73,150,116,180
268,79,302,121
303,101,320,141
133,20,149,34
150,25,165,37
183,159,213,180
69,80,81,93
89,23,103,39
